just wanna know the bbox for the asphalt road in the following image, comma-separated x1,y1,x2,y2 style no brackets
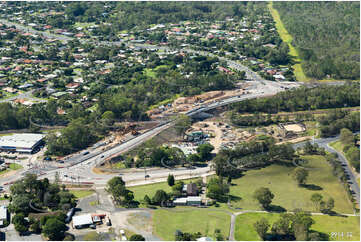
293,136,360,206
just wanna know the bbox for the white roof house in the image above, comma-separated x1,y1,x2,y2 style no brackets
72,214,93,228
0,133,45,153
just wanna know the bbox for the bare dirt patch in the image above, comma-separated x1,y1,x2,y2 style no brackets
283,124,305,132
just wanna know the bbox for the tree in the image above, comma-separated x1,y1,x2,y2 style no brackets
340,128,354,145
106,176,129,204
271,214,292,238
291,210,314,241
322,197,335,214
292,168,308,185
309,232,322,241
54,172,60,184
167,174,175,187
174,114,191,136
253,187,274,210
12,213,29,234
214,228,224,241
196,143,214,161
129,234,145,241
310,193,323,211
254,218,270,240
144,195,151,205
29,218,41,234
171,181,184,197
42,218,67,241
152,190,169,205
206,177,229,202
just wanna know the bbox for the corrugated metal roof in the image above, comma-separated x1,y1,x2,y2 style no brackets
0,133,44,149
72,214,93,227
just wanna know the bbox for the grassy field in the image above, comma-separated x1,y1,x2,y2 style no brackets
128,178,201,203
330,141,344,153
228,155,354,214
143,65,168,78
268,2,308,82
69,190,95,199
0,163,22,176
234,212,360,241
153,208,231,240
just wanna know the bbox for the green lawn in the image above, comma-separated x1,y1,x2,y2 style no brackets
228,155,354,214
143,65,169,79
0,163,22,176
330,141,344,153
128,178,201,203
268,2,308,82
153,208,231,240
69,190,95,199
235,213,360,241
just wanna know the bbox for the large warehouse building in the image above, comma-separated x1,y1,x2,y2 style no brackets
0,133,45,153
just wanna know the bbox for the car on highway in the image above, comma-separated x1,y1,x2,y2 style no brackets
145,174,150,178
82,151,90,155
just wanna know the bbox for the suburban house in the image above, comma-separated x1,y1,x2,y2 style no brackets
183,183,199,196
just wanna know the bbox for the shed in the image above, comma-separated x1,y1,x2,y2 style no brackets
173,197,188,206
72,214,93,229
187,196,202,206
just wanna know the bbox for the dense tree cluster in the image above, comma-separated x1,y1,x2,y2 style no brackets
175,230,202,241
231,83,360,114
274,2,359,80
9,174,76,215
324,153,357,207
9,174,72,239
339,128,360,172
230,112,314,127
254,210,327,241
318,110,360,137
213,137,296,178
206,177,230,202
106,177,136,208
